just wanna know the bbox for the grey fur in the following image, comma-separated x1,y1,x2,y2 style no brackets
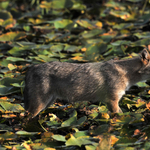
24,49,150,117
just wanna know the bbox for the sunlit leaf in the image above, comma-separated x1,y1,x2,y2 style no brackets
112,115,134,125
74,130,88,138
85,42,107,61
66,134,95,147
89,112,98,119
80,29,105,39
85,145,97,150
50,44,64,52
6,56,26,62
113,23,134,30
11,83,24,88
0,1,9,9
37,55,58,62
53,19,74,29
52,134,66,142
76,20,95,29
40,0,73,9
0,32,26,42
96,135,111,150
0,131,17,141
8,64,17,71
64,45,80,52
72,2,86,10
136,82,148,87
16,131,39,136
0,101,24,112
61,115,77,127
8,46,34,57
105,1,126,10
110,10,131,20
0,10,14,29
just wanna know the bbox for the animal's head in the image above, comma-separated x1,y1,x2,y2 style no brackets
139,48,150,74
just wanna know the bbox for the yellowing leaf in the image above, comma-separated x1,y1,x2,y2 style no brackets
53,19,74,29
146,102,150,110
95,21,103,29
135,99,145,108
41,132,54,143
8,64,17,71
133,129,141,136
0,31,26,42
111,135,119,145
23,143,32,150
101,113,110,119
76,20,95,29
71,56,83,61
81,47,87,52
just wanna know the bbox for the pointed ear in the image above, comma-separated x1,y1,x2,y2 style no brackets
140,49,150,65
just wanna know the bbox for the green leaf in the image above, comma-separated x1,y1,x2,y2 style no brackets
134,32,150,39
0,77,21,95
90,124,109,135
66,135,96,147
6,56,26,62
122,98,137,105
136,82,148,87
74,131,88,138
0,32,26,42
113,115,134,125
0,101,24,112
85,42,107,61
61,115,77,127
105,1,126,10
109,10,131,20
89,112,99,119
0,131,17,140
40,0,73,9
66,135,82,147
8,46,32,57
81,29,105,39
11,83,24,88
0,85,20,95
64,45,80,52
76,116,87,125
53,19,74,29
131,38,150,46
0,77,21,86
37,55,58,62
85,145,98,150
8,64,17,71
76,20,95,29
52,134,66,142
72,2,86,10
50,44,64,52
15,131,39,136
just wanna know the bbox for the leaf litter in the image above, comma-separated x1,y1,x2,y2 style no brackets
0,0,150,149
